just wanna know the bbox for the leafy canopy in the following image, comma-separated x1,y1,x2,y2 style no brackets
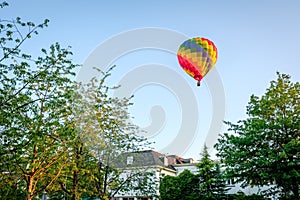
215,72,300,199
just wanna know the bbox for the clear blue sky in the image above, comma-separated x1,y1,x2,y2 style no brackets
2,0,300,159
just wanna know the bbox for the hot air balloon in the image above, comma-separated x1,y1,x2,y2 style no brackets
177,37,218,86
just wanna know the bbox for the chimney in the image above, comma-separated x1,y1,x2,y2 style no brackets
164,156,168,166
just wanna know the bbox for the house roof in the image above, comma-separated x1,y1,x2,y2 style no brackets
112,150,176,170
166,154,194,165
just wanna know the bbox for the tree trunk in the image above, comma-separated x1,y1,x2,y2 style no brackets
97,161,103,198
103,165,109,197
72,170,78,200
293,185,300,200
292,179,299,200
72,145,82,200
26,176,33,200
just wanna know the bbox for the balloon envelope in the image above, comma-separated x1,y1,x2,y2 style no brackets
177,37,218,86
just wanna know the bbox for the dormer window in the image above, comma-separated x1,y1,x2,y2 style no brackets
127,156,133,165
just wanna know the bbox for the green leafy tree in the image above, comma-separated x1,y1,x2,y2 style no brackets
0,3,78,200
215,73,300,199
48,68,154,200
78,69,154,200
229,193,267,200
160,169,200,200
1,3,154,199
197,145,228,200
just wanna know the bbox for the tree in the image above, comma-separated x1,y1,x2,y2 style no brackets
215,73,300,199
47,68,154,200
159,146,229,200
159,169,200,200
212,164,229,199
0,3,78,199
197,145,228,200
75,69,154,200
1,3,153,199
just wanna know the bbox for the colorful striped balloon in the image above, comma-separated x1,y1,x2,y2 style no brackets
177,37,218,86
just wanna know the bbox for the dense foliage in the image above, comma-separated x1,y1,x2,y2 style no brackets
159,146,228,200
0,2,154,200
1,1,299,200
197,145,228,199
159,169,200,200
215,73,300,199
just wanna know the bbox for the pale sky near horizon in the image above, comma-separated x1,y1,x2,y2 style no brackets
2,0,300,159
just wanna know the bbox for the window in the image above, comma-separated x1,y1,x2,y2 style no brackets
127,156,133,165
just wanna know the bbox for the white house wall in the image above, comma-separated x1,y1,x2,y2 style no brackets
112,166,176,200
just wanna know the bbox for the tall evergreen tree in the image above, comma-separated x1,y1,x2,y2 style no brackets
212,164,229,199
197,145,229,200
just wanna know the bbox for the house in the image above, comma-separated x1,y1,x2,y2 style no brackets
111,150,276,200
110,150,195,200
